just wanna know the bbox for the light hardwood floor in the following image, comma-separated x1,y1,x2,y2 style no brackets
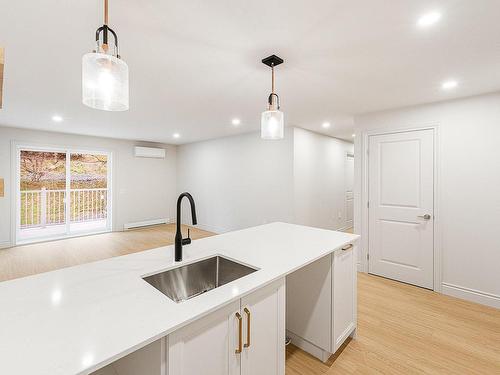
0,224,212,282
1,225,499,374
287,273,500,374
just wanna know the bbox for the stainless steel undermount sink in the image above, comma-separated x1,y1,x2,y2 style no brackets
142,256,258,303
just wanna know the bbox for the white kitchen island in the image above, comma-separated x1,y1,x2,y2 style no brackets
0,223,358,375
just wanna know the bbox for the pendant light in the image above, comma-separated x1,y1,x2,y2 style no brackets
82,0,129,111
261,55,284,140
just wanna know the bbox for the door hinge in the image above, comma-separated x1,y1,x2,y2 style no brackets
367,201,370,208
367,253,370,260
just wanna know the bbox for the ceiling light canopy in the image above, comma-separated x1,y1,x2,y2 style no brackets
231,118,241,126
322,122,331,129
417,11,441,28
173,133,180,139
52,115,63,122
82,0,129,112
261,55,284,140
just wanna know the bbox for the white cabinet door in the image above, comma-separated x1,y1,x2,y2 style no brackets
332,244,357,352
241,279,285,375
168,300,240,375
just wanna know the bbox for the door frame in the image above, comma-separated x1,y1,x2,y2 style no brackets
10,141,113,245
359,123,442,292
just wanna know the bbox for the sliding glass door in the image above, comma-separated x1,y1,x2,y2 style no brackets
17,146,112,244
69,153,109,234
19,150,67,241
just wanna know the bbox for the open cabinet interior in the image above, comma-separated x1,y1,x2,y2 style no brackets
91,339,165,375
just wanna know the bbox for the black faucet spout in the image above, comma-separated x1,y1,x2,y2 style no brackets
175,192,197,262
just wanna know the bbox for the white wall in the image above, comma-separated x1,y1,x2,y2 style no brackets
354,92,500,308
293,128,354,231
177,131,295,233
0,126,177,247
177,127,353,234
1,125,353,247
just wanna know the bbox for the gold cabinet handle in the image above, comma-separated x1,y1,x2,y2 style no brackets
243,308,251,348
235,312,242,354
341,243,353,251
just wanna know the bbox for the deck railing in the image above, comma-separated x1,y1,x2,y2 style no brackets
20,188,108,228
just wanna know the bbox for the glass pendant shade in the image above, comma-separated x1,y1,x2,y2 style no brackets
82,52,129,111
261,109,284,140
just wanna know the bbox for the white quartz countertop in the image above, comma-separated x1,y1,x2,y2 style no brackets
0,222,358,375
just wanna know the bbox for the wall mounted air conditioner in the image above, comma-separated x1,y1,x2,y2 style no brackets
134,146,166,159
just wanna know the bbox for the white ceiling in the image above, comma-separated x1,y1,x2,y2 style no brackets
0,0,499,144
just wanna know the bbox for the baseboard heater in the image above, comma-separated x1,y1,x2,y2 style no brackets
123,218,170,230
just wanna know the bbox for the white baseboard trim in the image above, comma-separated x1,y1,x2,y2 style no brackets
286,330,331,363
191,222,228,235
0,240,12,249
442,282,500,309
123,218,171,230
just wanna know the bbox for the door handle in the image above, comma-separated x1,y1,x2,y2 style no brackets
235,312,242,354
417,214,431,220
243,307,251,348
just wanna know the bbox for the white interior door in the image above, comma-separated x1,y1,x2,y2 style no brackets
345,154,354,229
368,129,434,289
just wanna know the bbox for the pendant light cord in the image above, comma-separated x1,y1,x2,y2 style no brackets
95,0,121,58
101,0,110,52
271,63,275,94
104,0,109,25
267,63,280,110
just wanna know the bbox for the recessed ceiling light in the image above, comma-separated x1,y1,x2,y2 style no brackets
322,122,331,129
173,133,180,139
52,115,63,122
232,118,241,126
417,11,441,28
352,134,356,138
441,80,458,90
